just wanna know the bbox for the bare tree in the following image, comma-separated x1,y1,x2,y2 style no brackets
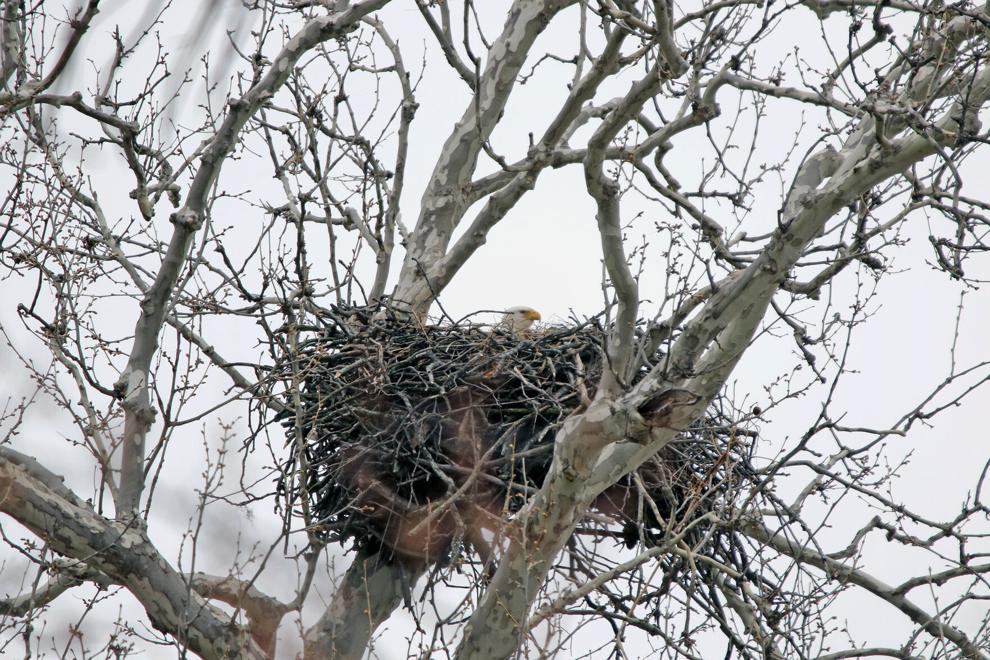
2,0,990,659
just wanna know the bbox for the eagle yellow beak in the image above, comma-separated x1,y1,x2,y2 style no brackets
524,310,541,321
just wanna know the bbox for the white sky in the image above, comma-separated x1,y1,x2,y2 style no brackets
1,1,989,658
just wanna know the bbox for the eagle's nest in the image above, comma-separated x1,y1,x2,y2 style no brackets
266,304,759,569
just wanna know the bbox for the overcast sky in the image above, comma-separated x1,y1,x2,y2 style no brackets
2,1,989,658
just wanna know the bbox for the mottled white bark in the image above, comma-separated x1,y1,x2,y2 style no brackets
3,0,990,657
1,3,393,656
392,0,578,314
454,40,990,656
0,448,266,660
303,551,422,660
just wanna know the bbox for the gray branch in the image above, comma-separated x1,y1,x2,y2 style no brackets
303,551,422,660
0,447,266,660
114,0,392,517
392,0,578,315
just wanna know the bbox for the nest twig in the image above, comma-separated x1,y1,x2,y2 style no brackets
266,304,758,572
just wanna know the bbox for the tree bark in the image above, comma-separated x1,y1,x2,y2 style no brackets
303,550,422,660
0,448,266,660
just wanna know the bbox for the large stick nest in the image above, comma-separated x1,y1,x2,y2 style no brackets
269,305,757,568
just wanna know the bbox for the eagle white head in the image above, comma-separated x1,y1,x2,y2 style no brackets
498,306,541,335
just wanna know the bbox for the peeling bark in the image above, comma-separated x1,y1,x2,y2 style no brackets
303,551,421,660
0,448,266,660
392,0,578,314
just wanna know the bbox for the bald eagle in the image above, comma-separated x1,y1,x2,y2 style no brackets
497,306,541,336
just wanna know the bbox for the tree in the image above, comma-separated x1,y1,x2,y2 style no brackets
1,0,989,658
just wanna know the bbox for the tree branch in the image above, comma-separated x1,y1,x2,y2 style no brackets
114,0,391,517
0,447,266,660
303,550,422,660
392,0,578,315
743,519,990,660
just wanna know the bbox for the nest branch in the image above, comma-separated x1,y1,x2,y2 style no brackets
259,303,763,618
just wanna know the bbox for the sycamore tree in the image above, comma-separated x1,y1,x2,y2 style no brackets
2,0,990,658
